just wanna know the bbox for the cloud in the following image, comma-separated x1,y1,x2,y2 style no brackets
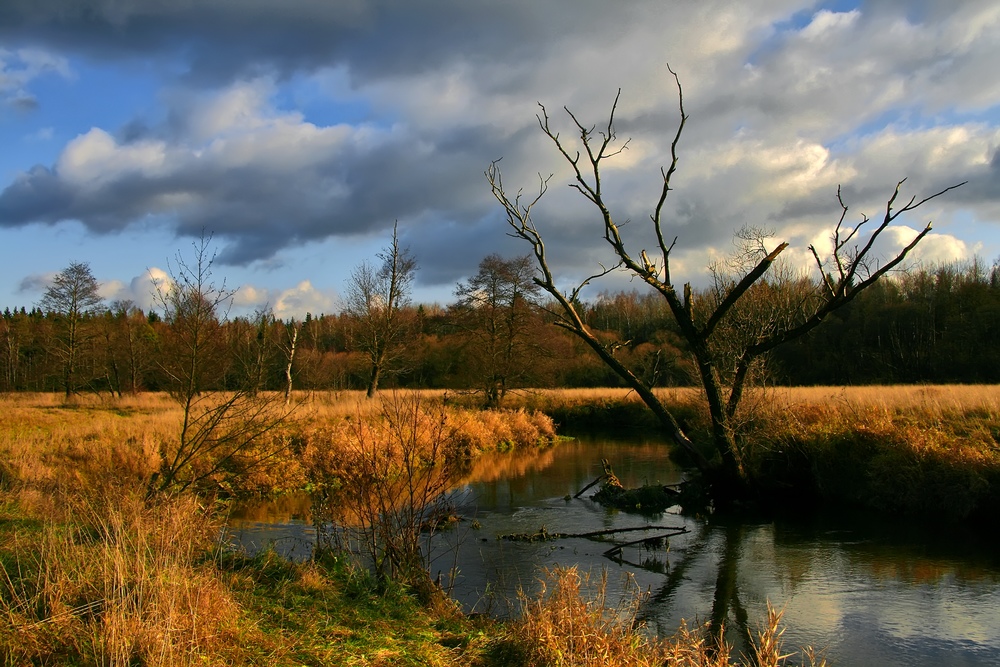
100,268,172,312
272,280,340,319
0,1,997,296
0,47,72,109
17,272,55,295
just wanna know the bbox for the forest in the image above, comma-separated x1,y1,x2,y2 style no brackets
3,254,999,399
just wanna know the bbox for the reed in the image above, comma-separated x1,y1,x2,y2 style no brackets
736,387,1000,518
1,389,841,664
493,566,826,667
0,489,240,666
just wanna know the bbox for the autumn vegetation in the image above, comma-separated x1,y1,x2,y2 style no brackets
3,75,997,664
4,259,1000,394
0,388,855,665
2,244,1000,663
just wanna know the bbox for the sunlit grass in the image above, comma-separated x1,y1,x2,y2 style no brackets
493,566,826,667
5,386,991,662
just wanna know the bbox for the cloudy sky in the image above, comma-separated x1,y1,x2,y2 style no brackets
1,0,998,319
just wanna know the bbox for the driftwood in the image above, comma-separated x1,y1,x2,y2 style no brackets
574,458,621,498
603,528,688,558
498,524,687,542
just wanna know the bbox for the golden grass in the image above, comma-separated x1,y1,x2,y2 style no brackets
1,490,242,666
505,384,1000,414
504,566,826,667
766,384,1000,415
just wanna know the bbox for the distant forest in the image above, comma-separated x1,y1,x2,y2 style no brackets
2,259,999,395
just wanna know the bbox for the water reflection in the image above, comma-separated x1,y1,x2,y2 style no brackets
227,434,1000,667
227,493,315,562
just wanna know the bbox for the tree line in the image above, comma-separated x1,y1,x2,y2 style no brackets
2,252,998,400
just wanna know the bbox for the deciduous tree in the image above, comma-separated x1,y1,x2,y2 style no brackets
453,253,543,407
345,224,417,398
488,69,965,500
39,261,103,397
152,234,294,494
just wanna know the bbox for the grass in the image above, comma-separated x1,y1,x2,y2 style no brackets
0,484,499,666
489,566,827,667
8,385,989,663
0,390,560,664
742,388,1000,519
503,385,1000,520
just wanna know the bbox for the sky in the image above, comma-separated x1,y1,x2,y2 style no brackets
1,0,999,320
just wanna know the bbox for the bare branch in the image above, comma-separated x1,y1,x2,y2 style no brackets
702,242,789,339
653,65,688,273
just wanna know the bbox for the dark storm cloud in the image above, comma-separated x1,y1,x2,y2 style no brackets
0,0,624,85
0,105,513,270
0,166,74,223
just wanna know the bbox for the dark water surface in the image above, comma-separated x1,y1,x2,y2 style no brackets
227,434,1000,666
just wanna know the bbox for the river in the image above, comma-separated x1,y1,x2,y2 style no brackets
227,433,1000,666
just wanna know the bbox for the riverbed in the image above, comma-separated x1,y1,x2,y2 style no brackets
227,434,1000,666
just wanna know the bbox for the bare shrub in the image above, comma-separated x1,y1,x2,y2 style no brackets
307,392,457,597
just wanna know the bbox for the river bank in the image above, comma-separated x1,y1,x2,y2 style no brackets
0,390,801,665
3,387,998,664
509,385,1000,522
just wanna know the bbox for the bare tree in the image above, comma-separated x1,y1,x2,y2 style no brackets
453,253,543,408
228,306,275,395
39,261,104,398
111,300,155,395
152,234,294,495
487,69,965,498
344,224,417,398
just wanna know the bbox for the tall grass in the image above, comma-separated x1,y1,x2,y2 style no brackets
494,566,826,667
501,386,1000,519
1,489,239,666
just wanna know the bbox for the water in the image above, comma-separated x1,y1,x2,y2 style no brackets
226,434,1000,666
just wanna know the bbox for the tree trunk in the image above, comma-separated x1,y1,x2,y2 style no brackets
367,363,382,398
284,324,299,405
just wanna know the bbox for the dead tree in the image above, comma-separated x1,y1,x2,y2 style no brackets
487,67,965,498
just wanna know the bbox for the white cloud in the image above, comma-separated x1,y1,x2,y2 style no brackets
799,9,861,41
57,129,170,188
115,268,174,313
0,0,997,306
273,280,340,320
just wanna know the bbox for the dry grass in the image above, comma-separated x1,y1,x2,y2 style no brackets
0,489,242,666
499,566,826,667
735,386,1000,518
302,392,557,594
503,386,1000,519
506,384,1000,417
766,384,1000,415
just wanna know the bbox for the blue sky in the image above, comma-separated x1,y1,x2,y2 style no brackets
2,0,998,319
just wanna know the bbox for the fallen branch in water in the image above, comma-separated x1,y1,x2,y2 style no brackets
603,529,689,558
498,524,687,542
574,458,621,498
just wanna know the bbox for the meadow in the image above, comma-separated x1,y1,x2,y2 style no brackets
4,386,998,664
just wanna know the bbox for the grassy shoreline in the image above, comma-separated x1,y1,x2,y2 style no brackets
6,386,995,664
509,386,1000,521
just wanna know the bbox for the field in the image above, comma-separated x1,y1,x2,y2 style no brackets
3,386,997,664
